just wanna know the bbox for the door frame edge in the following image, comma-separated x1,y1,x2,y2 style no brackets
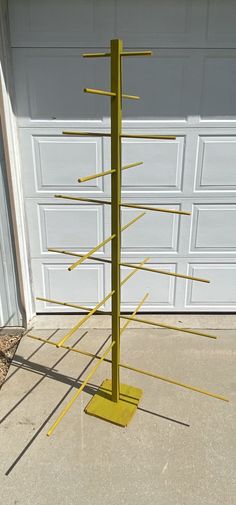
0,0,35,327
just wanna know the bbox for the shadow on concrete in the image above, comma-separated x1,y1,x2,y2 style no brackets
4,331,111,475
1,329,90,425
137,406,190,427
3,326,56,384
4,331,190,476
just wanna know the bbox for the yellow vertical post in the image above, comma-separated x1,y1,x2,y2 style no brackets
111,39,122,402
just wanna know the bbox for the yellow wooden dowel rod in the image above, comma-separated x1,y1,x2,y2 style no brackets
120,362,229,402
122,94,140,100
120,293,149,335
122,161,143,170
46,246,131,266
121,51,153,57
62,131,111,137
82,51,153,58
68,234,116,272
51,247,209,288
36,259,150,318
26,335,228,403
55,194,110,204
120,203,191,216
120,211,145,232
121,134,176,140
120,315,218,340
62,131,176,140
78,161,143,183
84,88,140,100
48,246,115,262
84,88,116,97
36,296,104,313
83,52,111,58
36,264,150,316
47,341,115,436
121,257,150,285
68,212,145,271
78,169,116,183
120,262,210,284
27,334,111,362
56,290,115,347
54,194,190,216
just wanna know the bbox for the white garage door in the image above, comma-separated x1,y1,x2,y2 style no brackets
8,0,236,312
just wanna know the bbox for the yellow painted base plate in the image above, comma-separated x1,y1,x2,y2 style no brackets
84,379,143,427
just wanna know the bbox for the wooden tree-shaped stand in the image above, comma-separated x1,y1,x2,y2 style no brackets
29,39,228,436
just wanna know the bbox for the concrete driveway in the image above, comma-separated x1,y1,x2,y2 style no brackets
0,315,235,505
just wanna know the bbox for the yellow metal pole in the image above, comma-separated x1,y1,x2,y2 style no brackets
111,38,122,402
47,341,115,436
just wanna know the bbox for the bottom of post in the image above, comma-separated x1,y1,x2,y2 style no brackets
84,379,143,427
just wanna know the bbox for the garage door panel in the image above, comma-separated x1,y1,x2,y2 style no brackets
123,52,199,120
13,0,236,49
121,207,180,254
34,260,106,312
186,264,236,308
121,137,184,193
13,48,202,123
120,263,176,310
117,0,190,42
190,204,236,253
195,136,236,192
26,201,107,257
9,0,236,312
15,49,236,127
19,130,109,197
206,0,236,45
199,53,236,119
12,48,109,120
33,135,104,193
9,0,115,47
